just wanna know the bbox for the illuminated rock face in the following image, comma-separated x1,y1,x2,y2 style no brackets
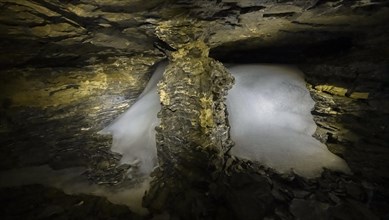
102,63,350,178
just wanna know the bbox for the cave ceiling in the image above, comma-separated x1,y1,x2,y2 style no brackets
1,0,388,68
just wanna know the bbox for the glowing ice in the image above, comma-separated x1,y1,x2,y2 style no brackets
101,63,350,178
227,65,350,177
98,62,166,174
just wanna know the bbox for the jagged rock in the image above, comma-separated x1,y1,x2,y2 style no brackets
144,40,234,219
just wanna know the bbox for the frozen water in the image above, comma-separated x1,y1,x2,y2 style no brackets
227,64,350,177
100,63,350,178
98,62,165,174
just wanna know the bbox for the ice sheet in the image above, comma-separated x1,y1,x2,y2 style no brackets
227,65,350,177
98,62,165,174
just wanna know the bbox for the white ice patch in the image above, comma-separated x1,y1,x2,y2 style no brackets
227,65,350,177
98,63,165,174
100,63,350,178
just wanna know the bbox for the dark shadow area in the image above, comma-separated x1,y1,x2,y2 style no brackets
210,37,353,64
0,185,138,220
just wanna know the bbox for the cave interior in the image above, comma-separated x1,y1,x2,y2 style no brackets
0,0,388,219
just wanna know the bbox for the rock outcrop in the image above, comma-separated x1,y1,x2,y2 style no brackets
144,40,234,219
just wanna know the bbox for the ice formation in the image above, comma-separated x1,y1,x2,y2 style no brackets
98,62,165,174
227,65,350,177
100,62,350,178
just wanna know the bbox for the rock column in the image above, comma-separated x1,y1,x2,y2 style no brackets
144,40,234,219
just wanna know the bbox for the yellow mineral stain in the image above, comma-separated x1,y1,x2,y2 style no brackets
315,85,369,99
0,71,108,108
199,96,214,129
31,23,82,38
315,85,348,96
159,89,170,105
350,92,369,99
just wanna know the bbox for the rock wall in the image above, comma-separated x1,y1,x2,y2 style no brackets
302,62,389,218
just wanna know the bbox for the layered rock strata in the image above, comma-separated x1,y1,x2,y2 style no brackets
144,40,234,219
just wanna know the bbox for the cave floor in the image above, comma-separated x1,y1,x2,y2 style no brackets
0,185,138,220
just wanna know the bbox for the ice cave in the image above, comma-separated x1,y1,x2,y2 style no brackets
101,63,350,178
0,1,388,220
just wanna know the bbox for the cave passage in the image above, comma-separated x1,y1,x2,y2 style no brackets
101,62,350,178
0,62,364,216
